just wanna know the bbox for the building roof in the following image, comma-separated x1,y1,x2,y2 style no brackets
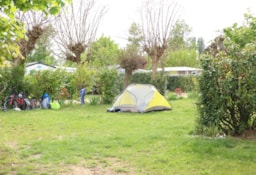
25,62,56,68
25,62,76,75
157,66,201,72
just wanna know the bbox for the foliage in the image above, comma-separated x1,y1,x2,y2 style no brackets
167,92,178,101
89,95,101,105
119,48,147,88
168,20,192,51
97,69,120,104
166,76,198,92
0,17,24,64
166,20,200,67
88,36,121,66
70,64,96,97
127,22,143,50
150,73,167,95
57,88,70,100
131,72,167,95
197,14,256,135
198,53,256,135
0,0,69,63
0,65,25,101
0,1,70,15
0,67,11,102
24,69,71,100
0,63,25,99
131,72,152,84
131,72,198,95
10,63,25,93
197,37,205,54
165,48,199,67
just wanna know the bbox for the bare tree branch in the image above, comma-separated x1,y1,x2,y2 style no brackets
54,0,107,64
140,0,182,77
14,10,53,65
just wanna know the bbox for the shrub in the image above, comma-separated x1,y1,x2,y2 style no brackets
0,67,10,102
167,93,177,101
197,54,256,135
97,69,120,104
24,69,71,100
70,64,96,97
89,96,101,105
131,72,151,84
166,76,197,92
131,72,167,95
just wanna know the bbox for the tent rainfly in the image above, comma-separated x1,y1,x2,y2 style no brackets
107,84,171,113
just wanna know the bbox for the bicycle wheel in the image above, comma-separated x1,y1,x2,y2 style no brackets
20,101,27,110
30,98,39,109
4,98,17,110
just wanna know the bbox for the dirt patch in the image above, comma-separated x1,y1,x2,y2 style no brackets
60,158,135,175
4,141,17,149
233,130,256,141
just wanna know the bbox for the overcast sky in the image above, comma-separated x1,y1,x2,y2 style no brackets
97,0,256,47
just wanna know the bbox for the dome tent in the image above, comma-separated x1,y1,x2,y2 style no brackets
107,84,171,113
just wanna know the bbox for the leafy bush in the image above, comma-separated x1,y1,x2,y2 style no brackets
150,72,167,95
197,53,256,135
70,64,96,97
167,76,198,92
131,72,151,84
89,96,101,105
0,67,10,102
0,64,26,103
97,69,120,104
24,69,71,100
167,93,177,101
131,72,167,95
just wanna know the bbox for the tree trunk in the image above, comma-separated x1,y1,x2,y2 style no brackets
124,71,132,88
151,56,159,79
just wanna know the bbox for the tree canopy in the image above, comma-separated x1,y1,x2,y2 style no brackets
87,36,121,66
0,0,70,64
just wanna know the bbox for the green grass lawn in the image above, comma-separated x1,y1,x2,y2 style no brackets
1,98,256,175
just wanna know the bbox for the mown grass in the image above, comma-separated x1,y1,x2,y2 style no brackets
0,98,256,175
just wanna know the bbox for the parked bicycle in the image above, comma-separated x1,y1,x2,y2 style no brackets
3,92,39,111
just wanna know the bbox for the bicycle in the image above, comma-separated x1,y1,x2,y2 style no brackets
3,92,39,111
3,93,26,111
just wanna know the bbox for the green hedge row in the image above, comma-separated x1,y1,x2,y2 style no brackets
131,72,198,93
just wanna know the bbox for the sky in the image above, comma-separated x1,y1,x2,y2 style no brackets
96,0,256,47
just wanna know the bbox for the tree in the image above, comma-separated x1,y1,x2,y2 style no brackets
197,14,256,135
27,25,57,65
165,49,198,67
15,10,55,66
54,0,106,64
119,48,147,88
127,22,143,51
87,36,121,66
0,0,69,64
204,35,225,57
165,20,199,67
139,0,181,78
197,37,205,54
169,20,192,51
